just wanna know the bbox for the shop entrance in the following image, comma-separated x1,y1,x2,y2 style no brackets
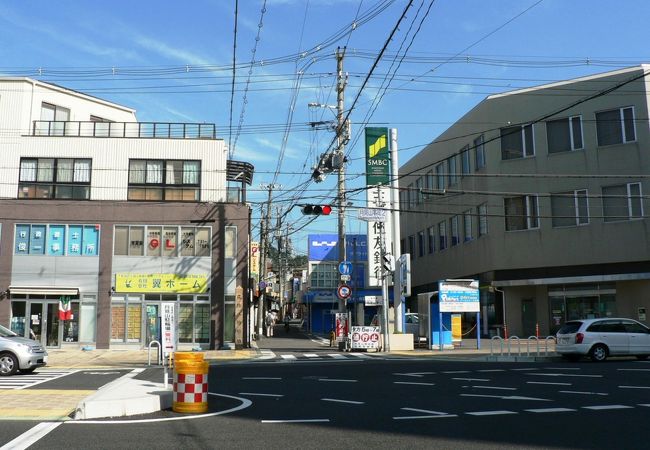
27,302,60,347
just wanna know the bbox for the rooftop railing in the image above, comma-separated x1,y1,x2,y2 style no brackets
31,121,217,140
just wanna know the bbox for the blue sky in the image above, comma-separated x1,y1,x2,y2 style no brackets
1,0,649,255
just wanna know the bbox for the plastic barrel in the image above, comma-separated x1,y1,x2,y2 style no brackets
174,351,205,363
172,359,209,413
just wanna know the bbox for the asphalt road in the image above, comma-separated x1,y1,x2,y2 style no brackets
3,356,650,450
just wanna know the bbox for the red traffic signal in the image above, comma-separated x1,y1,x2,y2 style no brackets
302,204,332,215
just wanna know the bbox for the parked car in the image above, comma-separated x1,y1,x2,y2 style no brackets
556,318,650,361
405,313,420,336
0,324,48,376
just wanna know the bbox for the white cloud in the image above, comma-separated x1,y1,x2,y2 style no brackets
132,35,213,66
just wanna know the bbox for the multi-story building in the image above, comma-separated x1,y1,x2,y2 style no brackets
0,78,253,350
399,65,650,338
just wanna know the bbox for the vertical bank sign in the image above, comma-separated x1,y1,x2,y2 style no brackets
365,127,393,287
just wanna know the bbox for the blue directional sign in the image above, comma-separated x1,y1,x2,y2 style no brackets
338,261,353,275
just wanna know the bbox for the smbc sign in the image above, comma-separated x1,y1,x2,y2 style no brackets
365,127,390,185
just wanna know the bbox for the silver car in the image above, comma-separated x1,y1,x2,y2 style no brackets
556,318,650,362
0,324,48,376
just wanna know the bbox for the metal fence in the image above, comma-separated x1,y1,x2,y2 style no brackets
32,121,217,139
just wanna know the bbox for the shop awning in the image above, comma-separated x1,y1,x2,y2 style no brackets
8,286,79,296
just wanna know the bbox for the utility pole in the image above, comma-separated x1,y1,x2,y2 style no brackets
258,183,280,337
336,47,347,314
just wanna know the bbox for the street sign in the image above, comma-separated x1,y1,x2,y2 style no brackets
350,326,380,350
358,208,387,222
337,284,352,300
259,281,267,290
338,261,353,275
340,274,351,282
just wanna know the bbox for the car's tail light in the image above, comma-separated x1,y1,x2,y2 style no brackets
575,333,584,344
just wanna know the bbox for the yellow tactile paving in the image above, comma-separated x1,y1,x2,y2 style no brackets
0,389,94,421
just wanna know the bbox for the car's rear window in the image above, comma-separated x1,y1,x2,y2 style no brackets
558,321,582,334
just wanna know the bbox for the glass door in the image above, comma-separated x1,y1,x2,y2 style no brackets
145,304,160,345
27,302,60,347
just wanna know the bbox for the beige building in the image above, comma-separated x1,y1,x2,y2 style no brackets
0,78,253,350
399,65,650,338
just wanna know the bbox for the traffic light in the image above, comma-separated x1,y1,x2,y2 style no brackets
302,204,332,215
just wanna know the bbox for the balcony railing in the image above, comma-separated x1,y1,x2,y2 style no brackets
31,121,217,140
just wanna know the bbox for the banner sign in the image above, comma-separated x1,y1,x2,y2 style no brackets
365,127,390,186
366,186,393,287
350,326,380,350
308,234,368,262
439,279,480,313
161,302,176,357
335,313,349,342
250,241,260,281
116,273,208,293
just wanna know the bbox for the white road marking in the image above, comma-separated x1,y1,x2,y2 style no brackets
402,408,449,415
463,385,517,391
327,353,346,359
527,381,571,386
582,405,633,410
258,350,276,360
511,368,538,371
304,353,320,358
349,353,371,358
477,369,505,373
544,367,582,370
318,378,357,383
466,410,517,416
525,408,576,413
394,381,435,386
527,373,602,378
638,404,650,407
321,398,365,405
394,414,458,420
618,385,650,390
1,422,62,450
461,394,550,401
559,391,608,396
243,377,282,380
442,370,470,374
452,378,490,382
280,355,296,360
239,392,284,397
394,373,424,377
262,419,330,424
618,368,650,372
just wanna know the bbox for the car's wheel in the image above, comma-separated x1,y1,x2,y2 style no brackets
0,352,19,376
590,344,608,362
19,367,37,374
636,355,649,361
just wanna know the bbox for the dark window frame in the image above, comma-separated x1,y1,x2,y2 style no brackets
18,157,91,200
127,159,201,202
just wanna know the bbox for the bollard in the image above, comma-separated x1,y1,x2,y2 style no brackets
535,323,539,339
504,324,509,340
173,352,208,413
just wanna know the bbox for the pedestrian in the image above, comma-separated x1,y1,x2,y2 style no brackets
329,328,336,347
265,311,275,337
284,314,290,333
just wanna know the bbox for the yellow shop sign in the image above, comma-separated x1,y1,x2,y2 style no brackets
115,273,208,293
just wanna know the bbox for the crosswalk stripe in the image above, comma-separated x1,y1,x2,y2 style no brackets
280,355,296,360
327,353,346,359
304,354,320,358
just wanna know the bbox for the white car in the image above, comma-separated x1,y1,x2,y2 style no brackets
0,324,48,376
556,318,650,362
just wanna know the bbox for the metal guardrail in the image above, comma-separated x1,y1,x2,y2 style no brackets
490,335,556,357
32,121,217,139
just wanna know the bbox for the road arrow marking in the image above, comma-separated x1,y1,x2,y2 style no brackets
461,394,550,401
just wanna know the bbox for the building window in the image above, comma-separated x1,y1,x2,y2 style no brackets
425,170,434,189
310,262,339,289
15,223,99,256
38,102,70,136
501,124,534,160
450,216,459,246
435,163,445,190
504,195,539,231
596,106,635,146
438,221,447,251
447,156,457,186
461,146,471,176
399,191,407,209
114,225,211,256
128,159,200,201
474,134,486,170
418,231,425,257
408,183,415,208
415,178,423,204
408,235,416,257
551,190,589,227
19,158,91,200
602,183,643,222
478,203,488,236
547,116,583,153
463,210,474,242
427,226,435,254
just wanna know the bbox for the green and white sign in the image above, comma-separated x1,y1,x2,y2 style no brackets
365,127,390,186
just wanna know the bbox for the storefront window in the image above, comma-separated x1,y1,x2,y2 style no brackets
127,304,142,342
62,302,80,342
130,226,145,256
195,303,210,343
79,302,96,342
10,301,27,336
180,227,195,256
196,228,211,257
114,226,128,255
111,304,125,341
224,227,236,259
147,227,162,256
178,304,193,343
163,227,178,257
